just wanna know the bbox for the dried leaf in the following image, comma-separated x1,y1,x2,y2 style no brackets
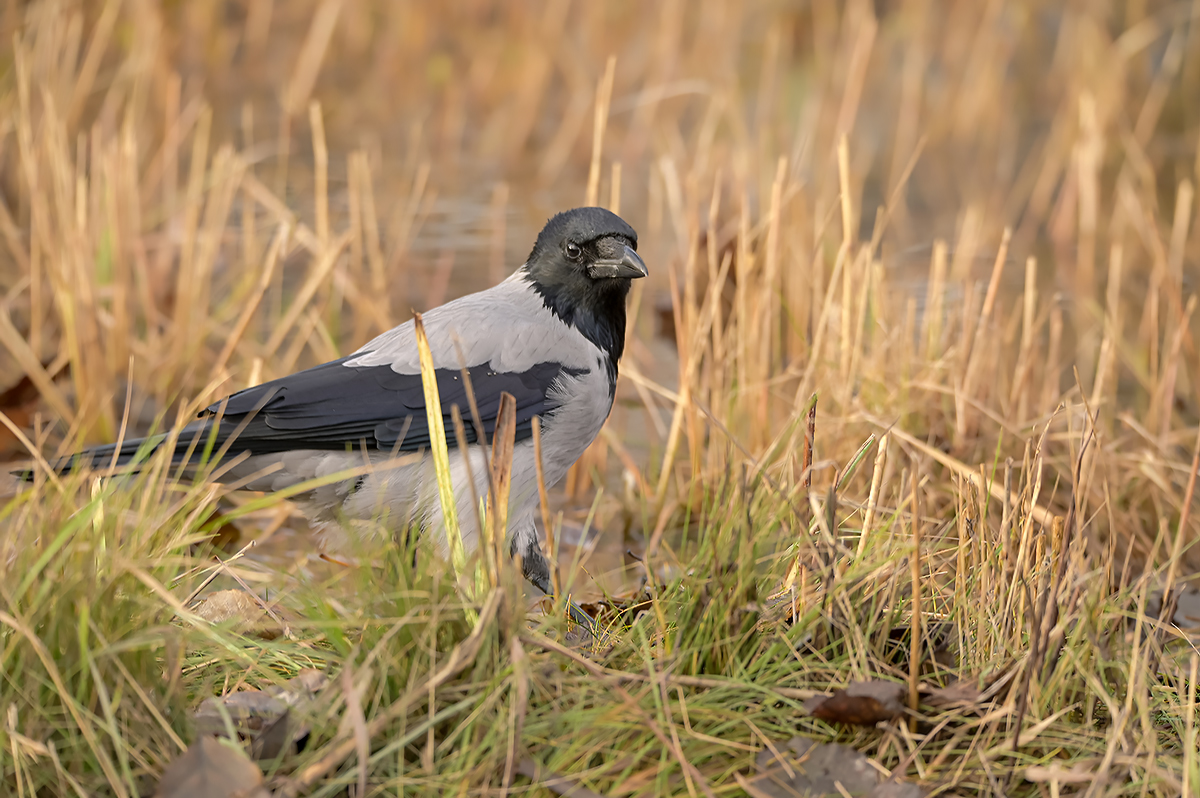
289,668,328,694
194,691,287,738
920,679,983,709
803,681,906,725
194,669,326,758
749,737,919,797
154,736,268,798
251,709,295,761
204,520,243,553
193,590,282,639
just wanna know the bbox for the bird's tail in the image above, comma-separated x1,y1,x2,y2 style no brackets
16,422,223,482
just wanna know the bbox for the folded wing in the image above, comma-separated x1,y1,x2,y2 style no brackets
205,355,584,455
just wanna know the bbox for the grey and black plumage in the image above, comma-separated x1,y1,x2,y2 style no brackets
43,207,647,616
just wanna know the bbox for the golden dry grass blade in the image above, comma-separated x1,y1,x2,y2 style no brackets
584,55,616,207
413,311,466,582
261,231,352,359
874,416,1056,528
212,223,290,378
0,309,74,426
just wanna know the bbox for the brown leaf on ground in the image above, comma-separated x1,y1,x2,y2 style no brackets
747,737,920,797
203,519,243,553
193,589,283,639
920,678,983,709
803,681,906,726
193,669,326,759
154,736,268,798
251,709,295,761
194,691,287,738
289,669,328,693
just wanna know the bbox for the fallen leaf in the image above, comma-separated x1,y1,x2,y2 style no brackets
203,519,242,553
920,679,983,709
194,691,287,738
289,668,328,694
749,737,920,797
803,681,906,725
154,736,268,798
193,590,282,639
194,669,326,759
251,709,294,761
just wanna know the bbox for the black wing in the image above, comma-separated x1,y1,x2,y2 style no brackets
197,356,584,456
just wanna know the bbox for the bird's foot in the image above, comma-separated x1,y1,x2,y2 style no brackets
527,572,599,638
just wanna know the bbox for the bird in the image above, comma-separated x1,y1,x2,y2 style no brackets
37,206,647,626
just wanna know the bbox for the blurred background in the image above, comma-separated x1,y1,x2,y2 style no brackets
1,0,1198,583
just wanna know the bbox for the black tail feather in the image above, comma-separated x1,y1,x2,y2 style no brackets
14,422,223,482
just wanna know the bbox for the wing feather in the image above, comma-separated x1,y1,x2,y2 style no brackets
197,357,584,455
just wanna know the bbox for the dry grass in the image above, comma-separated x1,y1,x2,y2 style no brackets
1,1,1199,795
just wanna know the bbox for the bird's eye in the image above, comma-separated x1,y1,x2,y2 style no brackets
565,242,582,261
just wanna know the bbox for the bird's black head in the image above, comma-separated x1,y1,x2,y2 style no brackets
523,207,647,367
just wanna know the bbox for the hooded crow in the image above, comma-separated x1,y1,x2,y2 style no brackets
42,206,647,616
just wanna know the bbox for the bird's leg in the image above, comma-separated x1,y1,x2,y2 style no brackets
511,524,597,636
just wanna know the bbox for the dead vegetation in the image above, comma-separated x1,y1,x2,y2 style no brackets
1,1,1199,796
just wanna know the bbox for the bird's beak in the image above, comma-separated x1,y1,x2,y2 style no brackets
588,245,648,280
